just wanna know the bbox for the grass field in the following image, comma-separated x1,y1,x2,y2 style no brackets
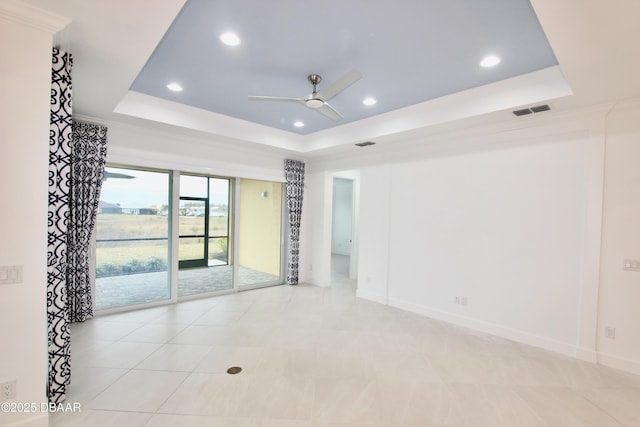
96,213,228,240
96,214,229,269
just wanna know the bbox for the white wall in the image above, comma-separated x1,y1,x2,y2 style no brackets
355,165,391,304
385,139,589,355
597,99,640,374
0,3,69,426
308,109,610,363
299,171,333,285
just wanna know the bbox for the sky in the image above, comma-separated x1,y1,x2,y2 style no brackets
100,167,229,208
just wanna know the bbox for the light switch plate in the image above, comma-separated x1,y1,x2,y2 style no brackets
0,265,23,285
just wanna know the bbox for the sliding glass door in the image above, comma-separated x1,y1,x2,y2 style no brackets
95,167,170,310
178,174,233,297
94,167,284,311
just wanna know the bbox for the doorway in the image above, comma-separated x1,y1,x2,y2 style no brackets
178,196,208,269
331,177,354,280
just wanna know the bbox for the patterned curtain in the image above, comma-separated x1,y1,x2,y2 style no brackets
284,159,306,285
67,121,107,322
48,47,73,403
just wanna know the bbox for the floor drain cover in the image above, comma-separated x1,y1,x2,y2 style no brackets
227,366,242,375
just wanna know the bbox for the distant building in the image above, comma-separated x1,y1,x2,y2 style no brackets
99,201,122,214
124,208,158,215
99,201,157,215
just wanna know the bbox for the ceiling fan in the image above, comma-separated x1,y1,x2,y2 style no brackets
103,171,135,181
248,69,362,121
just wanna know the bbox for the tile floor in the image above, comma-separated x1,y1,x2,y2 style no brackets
52,279,640,427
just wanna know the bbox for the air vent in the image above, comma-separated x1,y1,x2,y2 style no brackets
513,104,551,117
355,141,376,147
513,108,533,116
530,104,551,113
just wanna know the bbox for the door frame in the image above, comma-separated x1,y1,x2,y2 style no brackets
330,170,360,281
178,196,209,269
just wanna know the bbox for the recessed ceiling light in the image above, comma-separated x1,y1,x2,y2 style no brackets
166,82,183,92
363,97,377,106
220,32,241,46
480,55,501,68
293,121,304,128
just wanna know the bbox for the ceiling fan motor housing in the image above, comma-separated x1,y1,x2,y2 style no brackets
305,98,324,108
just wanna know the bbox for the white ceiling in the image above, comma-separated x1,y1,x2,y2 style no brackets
18,0,640,156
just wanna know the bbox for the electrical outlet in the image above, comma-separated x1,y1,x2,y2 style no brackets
454,296,468,306
1,380,16,401
623,259,640,272
605,326,616,339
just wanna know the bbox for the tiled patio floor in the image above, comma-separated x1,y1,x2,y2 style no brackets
96,265,279,311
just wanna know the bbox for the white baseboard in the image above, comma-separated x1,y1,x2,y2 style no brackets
305,280,332,287
357,294,640,376
575,347,598,363
388,297,586,360
598,352,640,376
355,289,387,305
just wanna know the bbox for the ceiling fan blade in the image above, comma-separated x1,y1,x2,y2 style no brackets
248,96,306,103
315,69,362,102
316,102,343,121
104,171,135,180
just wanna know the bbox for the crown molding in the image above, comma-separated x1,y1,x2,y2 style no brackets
0,0,71,34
